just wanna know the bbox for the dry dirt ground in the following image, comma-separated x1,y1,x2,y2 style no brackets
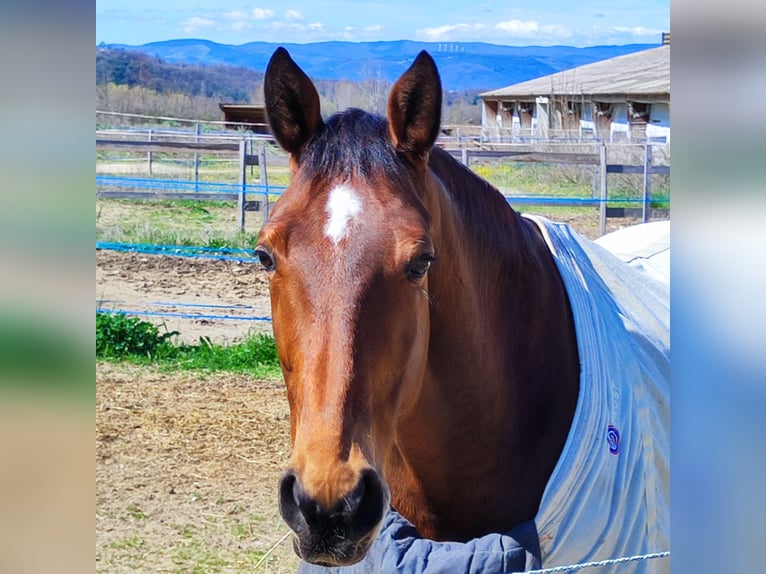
96,363,300,573
96,251,301,572
96,250,273,345
95,208,649,572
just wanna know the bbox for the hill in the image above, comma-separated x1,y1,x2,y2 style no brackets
96,47,263,102
99,39,657,92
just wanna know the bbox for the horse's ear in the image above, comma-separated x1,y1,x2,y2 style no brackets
264,47,324,157
387,51,442,162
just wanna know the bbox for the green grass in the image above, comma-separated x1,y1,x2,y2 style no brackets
103,535,153,571
98,161,668,249
171,539,231,573
96,312,282,379
108,535,145,551
473,161,670,207
474,162,593,197
97,311,178,359
127,503,147,520
97,198,264,248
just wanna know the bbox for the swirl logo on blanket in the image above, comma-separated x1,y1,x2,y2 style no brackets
606,425,621,454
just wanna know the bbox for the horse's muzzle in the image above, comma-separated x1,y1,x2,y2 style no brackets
279,468,388,566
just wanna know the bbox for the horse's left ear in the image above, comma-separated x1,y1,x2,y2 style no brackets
387,51,442,162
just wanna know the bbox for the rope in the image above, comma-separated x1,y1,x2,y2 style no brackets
521,550,669,573
97,307,272,322
96,241,260,263
97,299,259,310
96,175,280,194
97,241,253,254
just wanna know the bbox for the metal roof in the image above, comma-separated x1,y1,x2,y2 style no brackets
480,45,669,100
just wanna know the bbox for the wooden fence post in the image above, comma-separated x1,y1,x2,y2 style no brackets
147,130,153,176
599,143,607,236
259,145,270,222
238,139,246,232
194,122,201,193
642,143,652,223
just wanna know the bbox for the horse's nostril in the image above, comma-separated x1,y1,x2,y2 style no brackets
279,470,330,530
351,469,386,536
279,471,305,529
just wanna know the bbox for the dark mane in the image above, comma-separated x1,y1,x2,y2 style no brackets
301,108,410,184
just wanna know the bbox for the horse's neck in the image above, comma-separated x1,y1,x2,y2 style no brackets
424,149,549,354
389,150,580,540
420,149,567,441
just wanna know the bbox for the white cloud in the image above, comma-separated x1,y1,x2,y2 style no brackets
496,19,540,35
181,17,216,34
496,19,571,38
341,24,383,40
418,23,485,41
612,26,664,37
230,21,251,32
541,24,571,38
269,20,328,37
252,8,275,20
285,10,303,22
416,18,575,44
223,11,249,21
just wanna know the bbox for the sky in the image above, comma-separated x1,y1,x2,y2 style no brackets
96,0,669,47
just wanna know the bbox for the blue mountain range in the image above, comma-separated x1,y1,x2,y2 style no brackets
103,39,658,92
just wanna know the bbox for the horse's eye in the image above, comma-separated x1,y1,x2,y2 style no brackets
407,253,435,281
255,247,276,271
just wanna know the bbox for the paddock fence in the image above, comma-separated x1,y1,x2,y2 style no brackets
97,126,669,236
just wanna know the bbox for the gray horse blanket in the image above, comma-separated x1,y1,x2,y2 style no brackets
299,218,670,573
528,216,669,574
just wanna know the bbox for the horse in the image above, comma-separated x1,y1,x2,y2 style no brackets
257,48,670,572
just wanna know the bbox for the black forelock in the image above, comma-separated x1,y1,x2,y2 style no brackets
300,108,409,183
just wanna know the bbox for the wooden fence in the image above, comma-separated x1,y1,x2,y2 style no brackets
96,134,273,231
452,144,669,234
97,132,669,236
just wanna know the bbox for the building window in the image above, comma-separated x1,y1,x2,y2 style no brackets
627,101,651,124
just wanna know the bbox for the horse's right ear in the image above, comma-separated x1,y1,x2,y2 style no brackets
264,47,323,157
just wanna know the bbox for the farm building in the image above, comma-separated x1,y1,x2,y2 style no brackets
218,103,271,135
479,39,670,144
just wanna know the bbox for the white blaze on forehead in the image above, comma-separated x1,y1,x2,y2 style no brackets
324,184,363,244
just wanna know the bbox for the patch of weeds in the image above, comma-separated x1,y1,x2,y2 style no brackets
169,333,282,378
126,503,147,520
172,523,198,539
96,312,178,359
241,549,268,565
97,198,267,247
109,535,145,551
205,232,260,250
96,313,283,378
232,521,254,541
172,540,230,573
106,535,150,569
473,162,591,197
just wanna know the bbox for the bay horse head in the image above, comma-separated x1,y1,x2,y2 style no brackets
258,47,580,567
260,47,441,566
